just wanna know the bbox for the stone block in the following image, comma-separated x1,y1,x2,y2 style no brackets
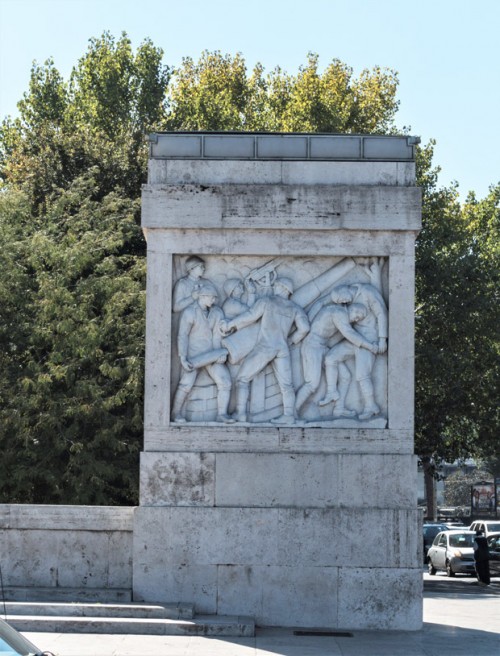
214,453,339,507
140,452,215,506
337,454,418,507
133,563,218,613
133,507,280,566
277,508,419,568
217,565,339,627
337,567,422,629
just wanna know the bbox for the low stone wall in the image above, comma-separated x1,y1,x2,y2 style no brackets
0,505,133,597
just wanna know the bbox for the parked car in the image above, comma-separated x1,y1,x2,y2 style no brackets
0,617,48,655
427,530,477,576
469,520,500,536
486,532,500,577
422,523,449,563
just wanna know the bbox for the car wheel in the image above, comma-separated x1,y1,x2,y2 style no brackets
428,561,436,575
446,561,455,577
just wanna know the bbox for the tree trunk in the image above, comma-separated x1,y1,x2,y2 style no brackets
422,456,437,521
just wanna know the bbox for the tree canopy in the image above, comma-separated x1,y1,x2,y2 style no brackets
0,33,498,505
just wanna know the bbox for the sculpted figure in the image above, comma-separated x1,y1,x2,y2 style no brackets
172,255,210,313
220,278,310,424
295,300,376,417
222,278,256,319
319,283,388,420
171,282,234,424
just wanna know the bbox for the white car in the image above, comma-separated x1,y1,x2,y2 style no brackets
427,530,477,577
0,617,48,656
469,520,500,537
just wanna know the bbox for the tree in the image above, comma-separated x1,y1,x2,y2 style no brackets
165,51,399,134
444,469,492,508
0,33,168,504
415,143,500,518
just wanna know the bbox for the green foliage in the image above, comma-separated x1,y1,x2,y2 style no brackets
0,177,145,504
0,32,166,504
415,142,500,467
444,469,493,507
165,51,399,134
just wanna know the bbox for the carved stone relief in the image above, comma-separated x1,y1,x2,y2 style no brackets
170,255,388,427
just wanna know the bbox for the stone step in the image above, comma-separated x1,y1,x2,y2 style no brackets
3,601,194,620
7,614,255,637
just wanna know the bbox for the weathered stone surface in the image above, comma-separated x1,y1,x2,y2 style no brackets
217,565,339,627
133,506,420,626
0,505,133,591
143,426,414,453
142,184,421,231
0,504,133,530
140,452,215,506
133,507,419,568
337,567,422,630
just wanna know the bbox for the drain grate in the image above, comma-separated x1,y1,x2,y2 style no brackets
294,630,353,637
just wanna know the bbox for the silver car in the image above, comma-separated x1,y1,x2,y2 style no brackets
427,530,476,576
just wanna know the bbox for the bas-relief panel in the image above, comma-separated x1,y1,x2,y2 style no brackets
169,255,389,428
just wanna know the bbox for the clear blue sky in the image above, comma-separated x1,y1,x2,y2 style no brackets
1,0,499,198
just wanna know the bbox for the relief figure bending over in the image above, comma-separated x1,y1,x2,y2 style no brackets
317,283,388,420
295,297,377,418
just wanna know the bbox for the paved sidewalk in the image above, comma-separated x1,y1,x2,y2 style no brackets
23,578,500,656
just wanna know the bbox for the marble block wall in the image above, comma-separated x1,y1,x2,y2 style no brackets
134,133,422,629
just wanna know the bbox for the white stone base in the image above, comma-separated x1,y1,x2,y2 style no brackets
132,504,421,628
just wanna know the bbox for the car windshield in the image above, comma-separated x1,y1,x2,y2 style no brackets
449,533,474,548
0,619,40,655
0,635,31,655
485,523,500,532
423,525,447,539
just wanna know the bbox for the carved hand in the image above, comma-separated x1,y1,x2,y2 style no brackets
377,338,388,354
245,279,256,293
180,356,194,372
219,320,233,336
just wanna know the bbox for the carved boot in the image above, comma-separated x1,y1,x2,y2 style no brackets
216,388,235,423
272,387,296,424
318,363,340,406
358,378,380,420
295,383,314,415
331,366,355,417
318,389,340,407
234,382,249,422
171,388,189,423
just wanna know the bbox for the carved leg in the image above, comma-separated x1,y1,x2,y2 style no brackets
332,362,356,418
318,362,340,406
171,387,189,423
171,369,197,423
295,382,314,414
235,382,250,422
271,355,296,424
358,376,380,420
216,387,235,423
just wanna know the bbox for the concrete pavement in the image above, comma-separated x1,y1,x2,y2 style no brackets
22,575,500,656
